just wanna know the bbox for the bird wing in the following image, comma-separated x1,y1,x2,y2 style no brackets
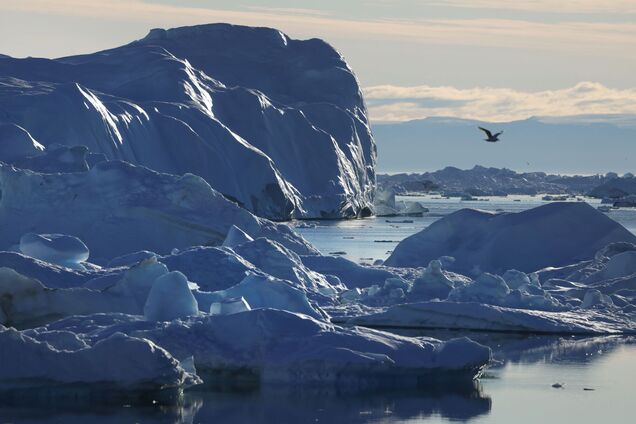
478,127,493,138
494,131,503,137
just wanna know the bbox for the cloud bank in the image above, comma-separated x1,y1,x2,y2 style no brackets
364,82,636,122
2,1,636,53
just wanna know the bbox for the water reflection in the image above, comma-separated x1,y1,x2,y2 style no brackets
1,334,633,424
0,383,490,424
390,330,633,368
188,384,490,423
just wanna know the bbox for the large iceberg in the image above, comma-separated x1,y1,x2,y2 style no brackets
385,202,636,274
0,24,375,220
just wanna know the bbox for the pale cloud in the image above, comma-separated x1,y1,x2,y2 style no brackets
364,82,636,122
1,0,635,53
433,0,636,14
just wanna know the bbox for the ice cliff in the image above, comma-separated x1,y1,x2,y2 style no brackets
0,23,375,220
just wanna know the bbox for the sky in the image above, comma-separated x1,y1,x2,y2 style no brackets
1,0,635,123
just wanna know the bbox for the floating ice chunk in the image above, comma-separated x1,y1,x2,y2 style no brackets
410,260,458,300
389,288,405,299
144,271,199,321
502,269,535,289
197,273,324,320
19,233,89,270
340,288,362,303
402,201,428,216
103,257,169,308
581,289,615,309
585,251,636,283
448,273,510,304
209,297,251,315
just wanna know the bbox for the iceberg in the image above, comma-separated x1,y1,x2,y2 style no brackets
36,309,491,388
0,325,199,395
0,24,375,220
385,202,636,274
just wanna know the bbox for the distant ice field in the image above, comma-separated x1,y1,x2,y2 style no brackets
295,195,636,264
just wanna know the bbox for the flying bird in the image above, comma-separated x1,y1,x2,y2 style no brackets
478,127,503,142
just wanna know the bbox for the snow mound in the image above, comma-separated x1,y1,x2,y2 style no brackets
385,202,636,274
0,23,375,219
19,233,89,269
144,271,199,321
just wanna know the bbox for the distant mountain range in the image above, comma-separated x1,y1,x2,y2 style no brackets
377,165,618,197
372,115,636,175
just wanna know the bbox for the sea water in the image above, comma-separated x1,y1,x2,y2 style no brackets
295,195,636,264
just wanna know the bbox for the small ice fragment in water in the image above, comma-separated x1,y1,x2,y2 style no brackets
552,382,565,388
